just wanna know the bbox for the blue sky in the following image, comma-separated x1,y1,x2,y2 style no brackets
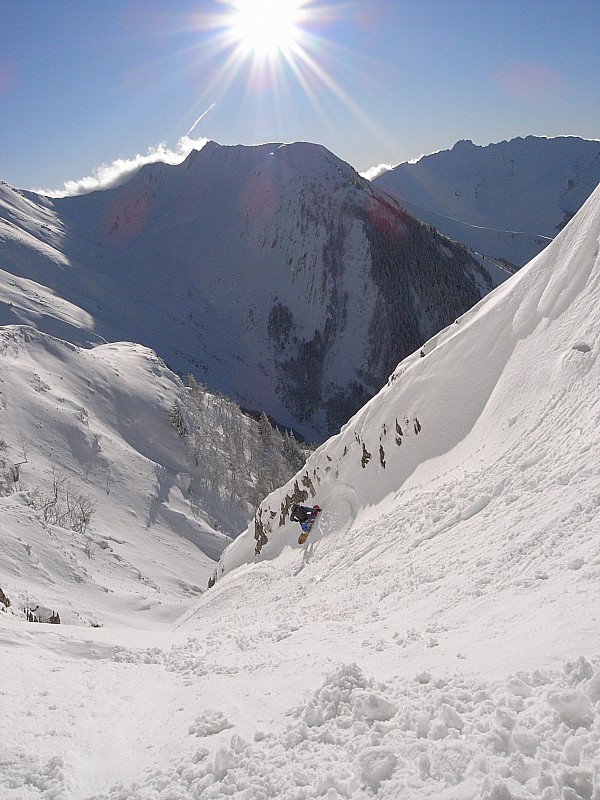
1,0,599,193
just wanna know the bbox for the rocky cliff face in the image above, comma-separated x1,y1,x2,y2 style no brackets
0,142,502,441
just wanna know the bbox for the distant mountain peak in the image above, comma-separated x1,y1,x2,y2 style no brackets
451,138,476,150
374,135,600,268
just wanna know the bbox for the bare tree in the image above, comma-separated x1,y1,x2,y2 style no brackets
30,463,95,534
17,430,32,464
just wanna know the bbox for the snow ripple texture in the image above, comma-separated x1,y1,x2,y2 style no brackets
72,657,600,800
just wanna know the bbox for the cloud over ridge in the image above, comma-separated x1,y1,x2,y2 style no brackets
360,162,395,181
36,135,210,198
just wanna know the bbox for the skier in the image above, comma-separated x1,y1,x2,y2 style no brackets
290,503,321,544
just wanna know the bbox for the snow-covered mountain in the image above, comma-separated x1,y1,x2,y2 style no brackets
373,135,600,269
0,142,505,442
2,159,599,798
0,323,311,628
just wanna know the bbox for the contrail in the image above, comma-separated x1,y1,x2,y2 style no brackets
185,104,216,137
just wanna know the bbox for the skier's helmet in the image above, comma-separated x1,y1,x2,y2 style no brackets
313,504,321,512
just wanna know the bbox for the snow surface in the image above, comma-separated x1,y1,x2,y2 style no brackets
1,180,600,797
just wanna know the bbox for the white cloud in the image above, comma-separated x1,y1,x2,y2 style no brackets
36,135,210,198
360,163,395,181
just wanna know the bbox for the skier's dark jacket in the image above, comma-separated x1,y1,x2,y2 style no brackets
290,504,312,524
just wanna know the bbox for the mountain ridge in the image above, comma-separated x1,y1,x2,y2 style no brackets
0,140,503,441
374,134,600,268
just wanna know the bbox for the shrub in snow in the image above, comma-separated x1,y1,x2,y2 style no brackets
169,400,188,437
0,437,23,495
29,465,95,534
171,377,311,535
0,586,9,609
25,604,60,624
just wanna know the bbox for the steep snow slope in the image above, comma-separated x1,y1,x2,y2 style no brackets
0,182,100,345
218,177,600,583
0,142,504,441
374,136,600,268
1,180,599,797
0,328,228,626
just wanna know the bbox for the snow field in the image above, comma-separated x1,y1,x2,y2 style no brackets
42,658,598,800
3,566,600,800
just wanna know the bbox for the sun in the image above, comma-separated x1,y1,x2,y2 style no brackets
186,0,372,130
227,0,304,58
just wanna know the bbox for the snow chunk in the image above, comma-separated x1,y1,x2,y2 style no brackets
354,692,397,721
572,341,592,353
357,745,398,788
564,656,594,685
460,494,491,520
506,676,533,698
547,690,594,729
559,766,594,799
188,710,233,737
512,727,540,757
427,741,474,784
416,671,433,684
585,671,600,703
302,663,370,727
440,703,465,731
